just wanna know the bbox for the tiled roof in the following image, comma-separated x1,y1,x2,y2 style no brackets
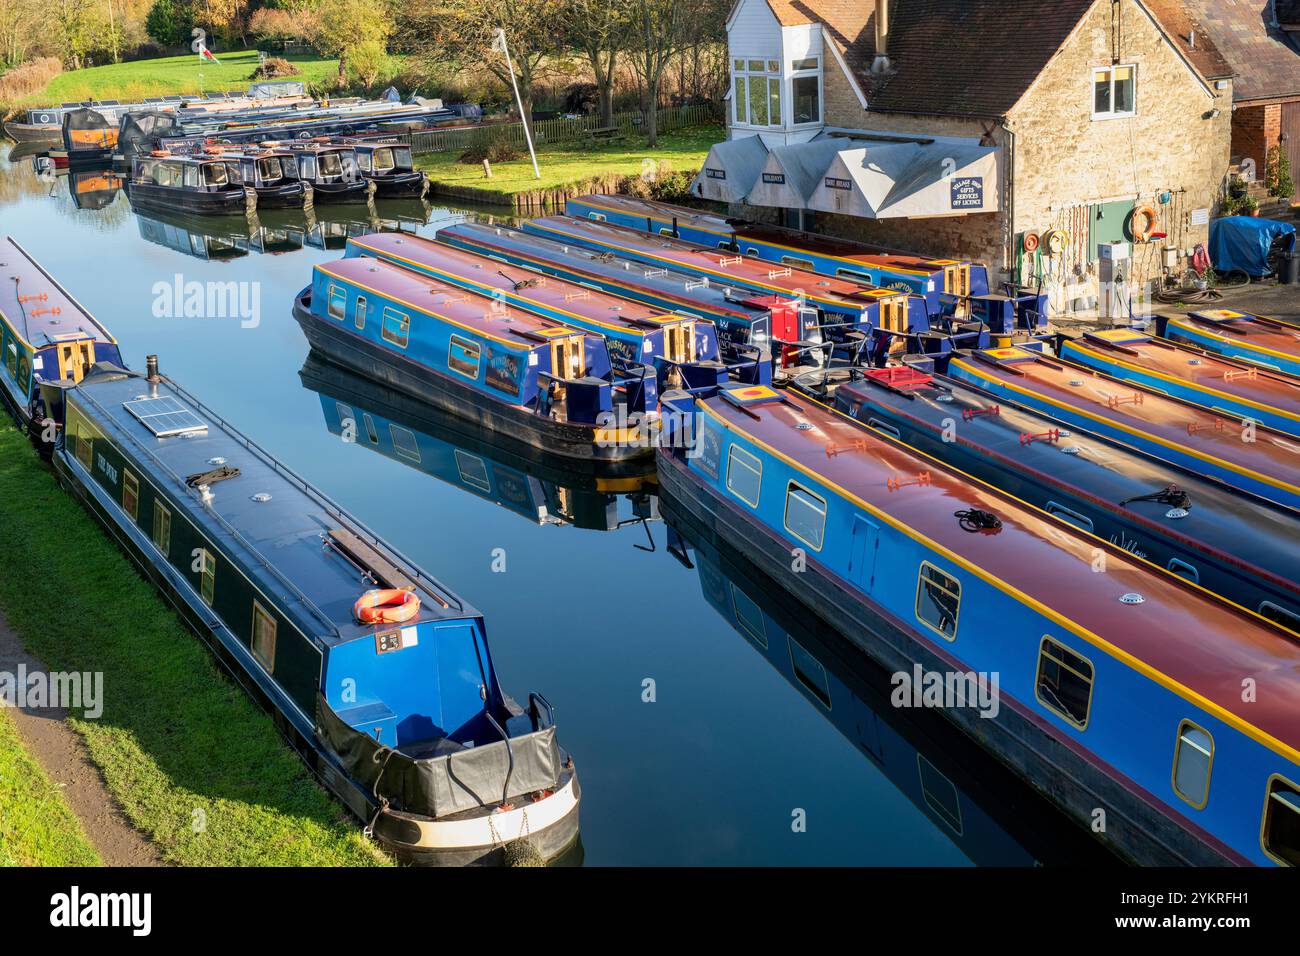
1180,0,1300,102
1143,0,1234,80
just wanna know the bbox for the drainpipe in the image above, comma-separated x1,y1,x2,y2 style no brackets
872,0,891,74
1003,121,1016,288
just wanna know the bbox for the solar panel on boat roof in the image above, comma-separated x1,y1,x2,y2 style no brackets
60,102,81,108
164,95,183,101
123,395,208,437
145,97,164,103
99,100,120,106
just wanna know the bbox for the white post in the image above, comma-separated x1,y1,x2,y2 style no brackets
494,28,540,179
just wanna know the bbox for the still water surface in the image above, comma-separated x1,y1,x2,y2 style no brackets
0,147,1114,865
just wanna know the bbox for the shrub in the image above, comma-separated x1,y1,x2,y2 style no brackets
1266,145,1295,200
0,57,63,106
459,130,521,165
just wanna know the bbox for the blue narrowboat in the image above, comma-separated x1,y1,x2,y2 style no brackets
1058,328,1300,439
1158,308,1300,378
49,359,581,865
342,232,768,393
300,352,658,533
795,363,1300,635
657,382,1300,866
0,236,123,433
293,255,658,462
946,346,1300,513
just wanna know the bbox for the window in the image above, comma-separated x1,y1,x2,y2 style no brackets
780,256,816,272
152,500,171,556
792,73,821,125
75,429,93,470
788,638,831,709
354,295,367,330
362,413,379,445
203,163,228,186
299,154,316,179
1036,637,1094,729
122,470,139,522
318,152,342,177
371,148,395,172
1167,558,1199,585
5,340,16,377
199,549,215,606
356,151,371,171
784,482,827,550
916,562,960,640
454,449,491,493
1093,65,1136,118
1262,775,1300,866
390,424,421,462
1258,601,1300,634
327,285,347,320
183,165,199,188
732,58,782,127
251,601,277,673
918,756,963,835
259,157,283,180
730,585,768,649
726,444,763,507
448,334,482,379
1046,501,1093,533
381,307,410,348
1172,721,1213,809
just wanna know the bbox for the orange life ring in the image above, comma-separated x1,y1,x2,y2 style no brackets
353,588,421,625
150,149,170,157
1023,232,1040,253
1129,204,1160,242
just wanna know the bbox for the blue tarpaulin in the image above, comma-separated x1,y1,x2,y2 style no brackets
1208,216,1296,277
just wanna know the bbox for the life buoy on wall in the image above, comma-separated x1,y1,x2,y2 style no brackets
1042,229,1069,256
353,588,421,625
1023,232,1041,253
1128,204,1160,242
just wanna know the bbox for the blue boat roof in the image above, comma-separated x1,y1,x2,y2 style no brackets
71,370,474,645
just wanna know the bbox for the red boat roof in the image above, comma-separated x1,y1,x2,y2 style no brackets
0,236,115,350
348,232,697,337
703,386,1300,762
1170,309,1300,361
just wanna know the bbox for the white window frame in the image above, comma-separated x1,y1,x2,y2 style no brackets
725,443,763,508
731,56,783,129
783,481,827,551
1092,64,1136,120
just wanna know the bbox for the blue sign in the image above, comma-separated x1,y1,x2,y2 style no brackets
825,177,851,191
951,177,984,210
762,173,785,184
705,168,726,180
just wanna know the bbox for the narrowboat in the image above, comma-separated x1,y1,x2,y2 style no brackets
436,220,803,363
657,382,1300,866
60,108,118,167
664,505,1119,867
946,346,1300,513
0,236,123,433
293,255,658,462
300,352,658,532
795,363,1300,635
1058,329,1300,439
210,146,313,209
348,140,429,198
278,142,374,204
343,232,766,392
520,215,932,359
1158,309,1300,378
565,194,1040,329
47,359,580,865
125,152,256,216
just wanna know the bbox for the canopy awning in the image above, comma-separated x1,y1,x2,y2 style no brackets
690,132,1000,220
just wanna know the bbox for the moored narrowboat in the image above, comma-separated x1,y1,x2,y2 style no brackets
210,145,313,209
796,363,1300,635
657,382,1300,865
946,346,1300,513
125,152,256,216
50,360,581,865
347,140,429,198
293,255,658,461
59,107,118,167
0,236,123,434
278,142,374,204
343,232,767,392
1059,328,1300,438
1158,308,1300,378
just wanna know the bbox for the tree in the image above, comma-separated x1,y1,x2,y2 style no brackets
0,0,43,68
562,0,632,127
626,0,687,147
312,0,391,85
53,0,98,67
146,0,191,47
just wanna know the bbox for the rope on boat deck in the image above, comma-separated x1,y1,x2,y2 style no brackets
1119,484,1191,512
363,746,397,840
955,509,1003,534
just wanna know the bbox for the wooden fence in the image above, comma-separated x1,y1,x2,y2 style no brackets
406,103,720,157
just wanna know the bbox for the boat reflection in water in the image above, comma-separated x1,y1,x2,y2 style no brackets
68,169,126,210
299,352,659,536
663,499,1119,867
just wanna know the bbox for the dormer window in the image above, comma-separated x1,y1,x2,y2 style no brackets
791,57,822,125
733,58,782,127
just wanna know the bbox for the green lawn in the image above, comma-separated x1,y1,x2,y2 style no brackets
0,424,388,866
418,124,722,195
14,51,342,109
0,708,101,866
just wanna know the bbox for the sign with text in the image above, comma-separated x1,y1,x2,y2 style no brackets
951,176,985,210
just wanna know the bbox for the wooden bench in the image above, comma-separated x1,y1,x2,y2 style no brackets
588,126,620,140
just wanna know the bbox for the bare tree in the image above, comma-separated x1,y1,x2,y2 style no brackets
625,0,691,146
562,0,631,127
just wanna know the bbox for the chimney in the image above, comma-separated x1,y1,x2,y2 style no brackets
872,0,892,74
1189,29,1196,50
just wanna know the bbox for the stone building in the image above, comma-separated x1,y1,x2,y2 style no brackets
694,0,1235,316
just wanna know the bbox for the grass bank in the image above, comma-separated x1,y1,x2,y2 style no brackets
0,424,387,866
0,708,101,866
417,124,721,211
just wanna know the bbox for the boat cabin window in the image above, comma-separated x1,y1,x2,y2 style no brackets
1035,637,1093,729
357,151,371,171
725,444,763,508
122,470,139,521
381,307,410,348
152,501,171,557
1045,501,1093,533
327,285,347,321
1262,776,1300,866
1258,601,1300,634
586,212,606,221
390,424,421,463
454,449,491,493
783,482,827,551
550,335,584,380
153,162,184,187
1167,559,1199,585
198,549,215,606
203,163,228,187
184,165,200,188
918,756,963,835
371,148,395,172
394,146,412,168
730,585,768,649
783,256,816,271
916,562,960,640
298,154,317,179
5,341,17,377
74,424,93,470
448,334,482,380
354,295,367,330
258,157,283,180
318,152,342,178
250,601,276,673
1172,721,1213,809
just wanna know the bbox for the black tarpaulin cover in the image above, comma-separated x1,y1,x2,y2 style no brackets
61,108,113,152
118,112,184,157
317,696,562,818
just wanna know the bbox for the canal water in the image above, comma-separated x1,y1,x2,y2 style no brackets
0,147,1113,865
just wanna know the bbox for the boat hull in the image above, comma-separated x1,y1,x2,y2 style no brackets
292,292,652,463
127,181,255,216
3,121,60,146
254,180,313,209
655,444,1239,866
310,179,374,204
368,170,428,198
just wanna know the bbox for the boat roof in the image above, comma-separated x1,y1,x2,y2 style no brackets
1170,309,1300,358
573,194,967,273
1066,329,1300,416
347,233,699,336
0,236,115,351
315,256,592,351
526,216,908,308
949,348,1300,498
71,370,474,644
701,385,1300,762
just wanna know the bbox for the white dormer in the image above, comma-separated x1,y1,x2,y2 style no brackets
726,0,825,146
